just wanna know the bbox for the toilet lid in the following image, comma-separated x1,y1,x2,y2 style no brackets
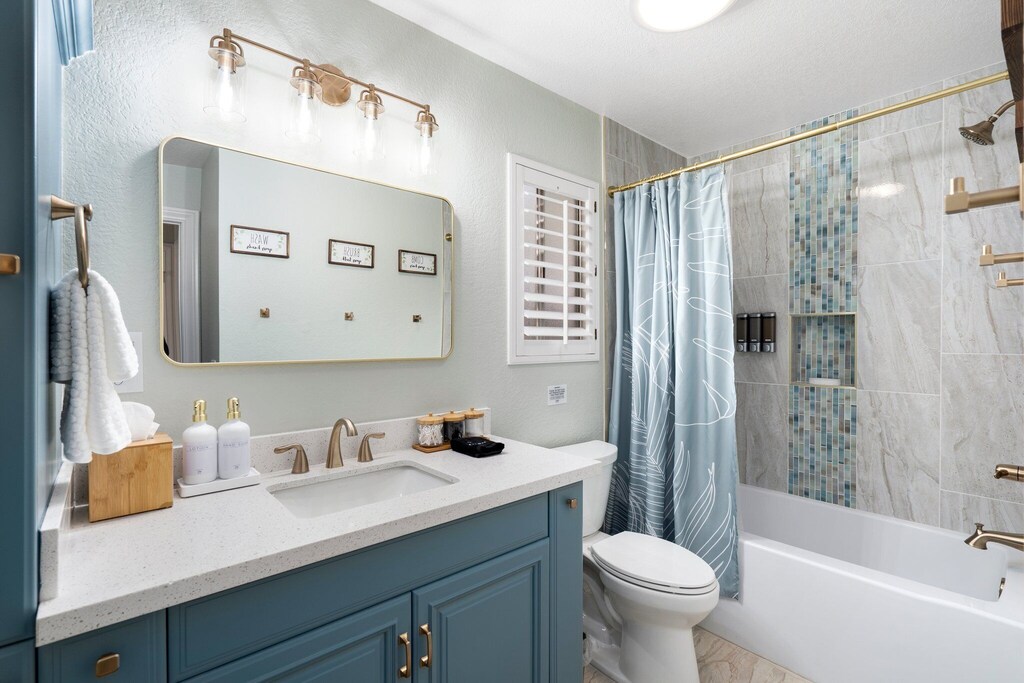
590,532,718,592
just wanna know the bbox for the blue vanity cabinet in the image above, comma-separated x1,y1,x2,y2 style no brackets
412,541,550,682
38,483,584,683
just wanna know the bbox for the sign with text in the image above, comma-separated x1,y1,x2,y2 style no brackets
328,239,375,268
230,225,290,258
398,249,437,275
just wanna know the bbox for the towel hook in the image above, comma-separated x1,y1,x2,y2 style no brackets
50,195,92,289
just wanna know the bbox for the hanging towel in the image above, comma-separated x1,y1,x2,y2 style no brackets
50,269,138,463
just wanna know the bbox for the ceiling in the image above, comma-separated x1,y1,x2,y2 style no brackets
366,0,1006,157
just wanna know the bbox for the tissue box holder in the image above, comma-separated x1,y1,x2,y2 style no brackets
88,433,173,522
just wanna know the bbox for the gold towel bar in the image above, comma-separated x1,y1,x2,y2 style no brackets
944,170,1023,215
996,272,1024,288
980,245,1024,267
50,195,92,289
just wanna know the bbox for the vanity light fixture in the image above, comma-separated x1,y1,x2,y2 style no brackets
630,0,737,32
203,28,440,173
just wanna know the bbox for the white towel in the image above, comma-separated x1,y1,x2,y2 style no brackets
50,269,138,462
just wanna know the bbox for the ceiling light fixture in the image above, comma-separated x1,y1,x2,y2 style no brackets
203,28,440,173
630,0,737,32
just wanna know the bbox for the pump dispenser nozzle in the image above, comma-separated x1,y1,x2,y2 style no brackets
227,397,241,420
193,399,207,422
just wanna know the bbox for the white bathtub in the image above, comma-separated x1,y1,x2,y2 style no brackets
703,485,1024,683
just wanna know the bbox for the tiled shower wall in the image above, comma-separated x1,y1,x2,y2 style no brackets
602,119,687,417
693,63,1024,534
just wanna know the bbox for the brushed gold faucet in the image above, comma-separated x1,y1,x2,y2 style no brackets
327,418,358,468
964,523,1024,552
357,433,386,462
274,444,309,474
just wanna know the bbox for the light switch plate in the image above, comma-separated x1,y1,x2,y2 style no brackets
547,384,567,406
114,331,144,394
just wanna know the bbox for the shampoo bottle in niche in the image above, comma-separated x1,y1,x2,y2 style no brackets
182,400,218,485
218,397,251,479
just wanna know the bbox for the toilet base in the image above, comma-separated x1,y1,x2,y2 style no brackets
618,621,699,683
587,639,628,683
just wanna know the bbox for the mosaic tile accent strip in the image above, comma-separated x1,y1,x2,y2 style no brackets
789,385,857,506
789,111,859,314
791,314,856,386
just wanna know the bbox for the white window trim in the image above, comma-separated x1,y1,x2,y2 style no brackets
506,153,600,365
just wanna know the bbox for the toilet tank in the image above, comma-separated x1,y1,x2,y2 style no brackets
554,441,618,536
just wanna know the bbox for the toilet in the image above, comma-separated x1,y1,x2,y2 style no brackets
556,441,719,683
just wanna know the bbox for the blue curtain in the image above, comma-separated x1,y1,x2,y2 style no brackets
607,167,740,598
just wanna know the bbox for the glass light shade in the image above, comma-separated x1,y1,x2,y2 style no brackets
630,0,737,32
285,76,322,143
416,133,437,176
355,114,386,161
203,48,247,122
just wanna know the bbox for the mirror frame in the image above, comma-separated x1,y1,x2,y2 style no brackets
157,135,455,367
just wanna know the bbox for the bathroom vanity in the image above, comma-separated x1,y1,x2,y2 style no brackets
35,437,598,682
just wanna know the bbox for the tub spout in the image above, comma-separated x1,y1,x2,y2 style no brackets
964,523,1024,552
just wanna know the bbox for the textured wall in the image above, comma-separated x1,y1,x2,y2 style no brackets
62,0,603,444
693,63,1024,534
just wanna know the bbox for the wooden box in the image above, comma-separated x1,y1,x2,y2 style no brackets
88,434,173,522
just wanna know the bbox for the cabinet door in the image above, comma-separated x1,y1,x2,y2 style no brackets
190,595,412,683
36,612,166,683
413,541,549,683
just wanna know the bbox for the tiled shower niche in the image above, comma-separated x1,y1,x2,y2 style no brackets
790,313,856,387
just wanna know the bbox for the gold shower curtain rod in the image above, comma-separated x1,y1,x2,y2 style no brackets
607,71,1010,197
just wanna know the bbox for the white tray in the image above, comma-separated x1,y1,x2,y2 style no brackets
177,468,261,498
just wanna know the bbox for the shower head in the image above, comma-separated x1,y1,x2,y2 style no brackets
959,99,1015,146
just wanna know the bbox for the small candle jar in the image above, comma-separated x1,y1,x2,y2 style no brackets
417,413,445,447
442,411,465,442
463,408,485,437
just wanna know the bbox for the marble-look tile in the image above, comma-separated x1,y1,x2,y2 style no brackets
856,391,940,525
939,490,1024,534
856,261,940,394
941,205,1024,355
943,67,1019,192
605,154,626,189
733,275,789,384
604,118,640,168
940,354,1024,504
736,383,789,493
727,130,791,175
694,627,810,683
858,123,942,266
729,162,790,278
638,134,685,179
857,81,943,141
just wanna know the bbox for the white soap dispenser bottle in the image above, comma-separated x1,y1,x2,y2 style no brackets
182,400,218,485
218,397,251,479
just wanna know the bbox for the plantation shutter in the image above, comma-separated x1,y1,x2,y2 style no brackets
507,155,600,364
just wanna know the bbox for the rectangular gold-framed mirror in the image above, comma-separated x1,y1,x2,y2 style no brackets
158,136,453,365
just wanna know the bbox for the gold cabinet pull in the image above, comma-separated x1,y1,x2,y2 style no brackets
567,497,578,509
398,632,412,678
419,623,433,668
94,653,120,677
0,254,20,275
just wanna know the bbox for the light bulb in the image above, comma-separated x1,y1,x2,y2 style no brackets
357,114,385,161
417,134,436,176
204,48,246,122
285,71,322,143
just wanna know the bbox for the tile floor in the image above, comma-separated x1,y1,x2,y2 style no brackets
583,628,811,683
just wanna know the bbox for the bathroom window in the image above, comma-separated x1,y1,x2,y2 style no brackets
507,154,600,364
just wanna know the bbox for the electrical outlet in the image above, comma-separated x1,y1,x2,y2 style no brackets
547,384,567,406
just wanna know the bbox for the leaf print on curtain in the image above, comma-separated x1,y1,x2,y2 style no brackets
607,167,740,598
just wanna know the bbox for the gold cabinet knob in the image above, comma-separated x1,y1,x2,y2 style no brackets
95,653,120,677
0,254,20,275
567,498,578,509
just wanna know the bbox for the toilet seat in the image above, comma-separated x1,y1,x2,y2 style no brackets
590,532,718,595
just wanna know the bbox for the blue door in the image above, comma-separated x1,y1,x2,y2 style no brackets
0,0,64,665
413,541,550,683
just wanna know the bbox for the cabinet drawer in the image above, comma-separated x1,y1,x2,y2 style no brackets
169,493,548,680
37,612,166,683
188,595,410,683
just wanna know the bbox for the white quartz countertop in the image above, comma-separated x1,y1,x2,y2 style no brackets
35,438,599,645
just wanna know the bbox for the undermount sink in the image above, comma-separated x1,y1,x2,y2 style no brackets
269,463,456,518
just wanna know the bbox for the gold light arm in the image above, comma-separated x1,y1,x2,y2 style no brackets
608,71,1010,196
217,28,432,112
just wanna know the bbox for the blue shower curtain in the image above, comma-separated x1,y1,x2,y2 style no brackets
607,167,740,598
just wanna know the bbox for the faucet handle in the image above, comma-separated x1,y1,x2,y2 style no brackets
974,522,985,532
357,433,386,463
274,444,309,474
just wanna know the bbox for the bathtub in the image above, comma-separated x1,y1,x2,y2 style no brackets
703,484,1024,683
